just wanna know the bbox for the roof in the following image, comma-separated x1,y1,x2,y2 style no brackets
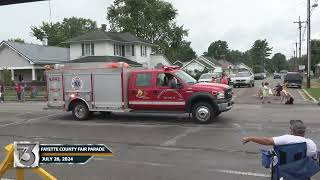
67,56,142,67
201,56,221,66
0,0,45,6
197,59,215,68
217,59,234,69
0,41,69,64
65,30,153,45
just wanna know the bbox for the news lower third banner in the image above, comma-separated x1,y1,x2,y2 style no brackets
13,142,113,168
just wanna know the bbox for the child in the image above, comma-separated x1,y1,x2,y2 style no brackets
262,82,271,103
258,82,264,100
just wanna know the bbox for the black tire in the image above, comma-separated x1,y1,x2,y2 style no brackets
215,112,222,117
72,102,90,121
233,85,237,88
252,82,255,87
192,102,216,124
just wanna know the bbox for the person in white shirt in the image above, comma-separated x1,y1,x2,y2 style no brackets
242,120,317,158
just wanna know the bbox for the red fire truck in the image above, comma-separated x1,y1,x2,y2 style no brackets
45,62,233,124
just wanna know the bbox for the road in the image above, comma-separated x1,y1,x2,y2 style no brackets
0,77,319,180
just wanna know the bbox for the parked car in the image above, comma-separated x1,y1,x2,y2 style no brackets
254,73,265,80
231,72,255,88
284,72,303,88
198,73,221,83
273,73,281,79
280,70,288,76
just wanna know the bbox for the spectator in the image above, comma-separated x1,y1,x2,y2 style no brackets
209,76,216,83
220,73,228,85
21,82,26,102
15,83,22,101
242,120,317,159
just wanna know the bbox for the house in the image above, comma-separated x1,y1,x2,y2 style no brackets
217,59,235,74
172,60,185,67
0,41,69,82
181,56,221,75
65,29,171,69
235,62,252,73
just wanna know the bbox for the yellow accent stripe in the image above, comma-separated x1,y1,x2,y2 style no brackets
41,153,113,157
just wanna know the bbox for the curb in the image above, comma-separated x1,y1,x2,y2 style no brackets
302,89,319,104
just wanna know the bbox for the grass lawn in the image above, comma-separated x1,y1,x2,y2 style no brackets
2,89,46,101
305,88,320,101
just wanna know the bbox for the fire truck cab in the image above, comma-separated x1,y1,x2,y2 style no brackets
45,62,233,124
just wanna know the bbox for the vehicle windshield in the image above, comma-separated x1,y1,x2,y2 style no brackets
174,71,197,84
286,74,302,80
235,73,250,77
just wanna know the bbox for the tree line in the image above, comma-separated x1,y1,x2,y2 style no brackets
8,0,320,73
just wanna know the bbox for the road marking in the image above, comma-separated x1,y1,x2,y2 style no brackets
94,158,174,167
0,112,64,128
213,169,270,178
298,89,308,101
94,158,274,178
10,112,32,116
161,127,201,146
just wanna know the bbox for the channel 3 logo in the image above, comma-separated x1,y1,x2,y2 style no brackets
14,142,40,168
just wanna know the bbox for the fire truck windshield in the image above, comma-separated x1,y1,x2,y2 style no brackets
174,70,197,85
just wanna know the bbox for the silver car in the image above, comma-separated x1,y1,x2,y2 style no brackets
230,72,255,88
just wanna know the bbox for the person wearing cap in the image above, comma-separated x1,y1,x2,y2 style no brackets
242,120,317,158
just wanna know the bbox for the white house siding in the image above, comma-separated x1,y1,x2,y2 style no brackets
0,46,31,68
150,54,171,69
70,43,82,60
183,62,205,74
126,44,152,67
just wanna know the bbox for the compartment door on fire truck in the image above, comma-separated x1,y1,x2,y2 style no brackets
47,74,64,107
153,72,185,110
128,72,155,110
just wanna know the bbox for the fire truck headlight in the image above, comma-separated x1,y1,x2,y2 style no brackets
216,91,225,99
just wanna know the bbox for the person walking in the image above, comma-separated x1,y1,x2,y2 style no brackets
15,83,22,101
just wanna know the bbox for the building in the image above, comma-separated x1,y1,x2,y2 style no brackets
235,62,252,73
0,41,69,82
65,29,171,69
181,56,221,75
217,59,235,74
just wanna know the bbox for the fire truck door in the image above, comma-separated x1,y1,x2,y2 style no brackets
128,72,155,110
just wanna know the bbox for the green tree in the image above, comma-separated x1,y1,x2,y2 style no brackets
270,53,288,72
250,39,272,72
168,41,196,62
1,68,12,86
205,40,229,59
107,0,188,61
8,38,25,43
31,17,97,47
227,50,244,64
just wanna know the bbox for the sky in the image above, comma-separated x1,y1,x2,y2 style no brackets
1,0,320,59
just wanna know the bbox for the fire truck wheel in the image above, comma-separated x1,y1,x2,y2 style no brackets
192,102,215,124
72,102,90,121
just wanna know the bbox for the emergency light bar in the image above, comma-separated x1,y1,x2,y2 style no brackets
162,66,180,71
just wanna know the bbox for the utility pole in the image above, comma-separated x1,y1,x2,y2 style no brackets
307,0,311,88
294,16,304,60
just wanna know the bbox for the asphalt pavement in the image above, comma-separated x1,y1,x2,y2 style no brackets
0,77,319,180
